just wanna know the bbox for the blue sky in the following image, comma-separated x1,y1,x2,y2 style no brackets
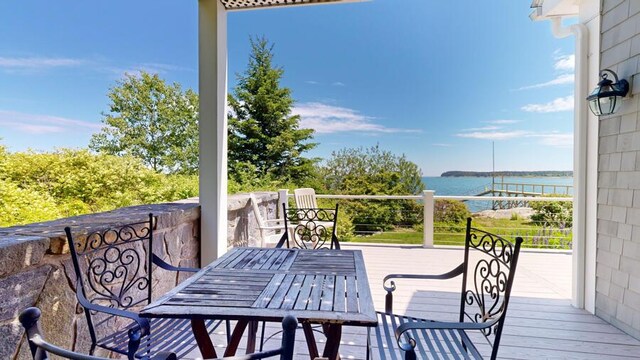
0,0,575,176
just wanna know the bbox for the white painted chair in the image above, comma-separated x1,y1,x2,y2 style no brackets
250,193,287,248
293,188,319,208
293,188,336,232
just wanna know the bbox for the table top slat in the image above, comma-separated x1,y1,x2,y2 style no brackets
320,275,335,312
333,276,346,313
267,274,296,309
141,248,377,325
346,276,359,313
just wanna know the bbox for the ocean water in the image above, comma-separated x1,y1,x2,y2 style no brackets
422,176,573,212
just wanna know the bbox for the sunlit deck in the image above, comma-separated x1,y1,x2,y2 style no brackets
202,244,640,359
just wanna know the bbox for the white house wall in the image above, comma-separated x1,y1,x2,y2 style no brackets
596,0,640,340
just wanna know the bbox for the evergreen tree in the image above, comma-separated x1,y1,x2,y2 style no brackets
228,37,316,183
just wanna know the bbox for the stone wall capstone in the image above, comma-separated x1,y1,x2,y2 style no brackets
0,192,278,359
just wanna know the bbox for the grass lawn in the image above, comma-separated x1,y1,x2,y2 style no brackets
346,217,572,249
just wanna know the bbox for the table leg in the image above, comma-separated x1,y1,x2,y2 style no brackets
224,319,249,357
246,320,258,354
322,324,342,360
302,321,319,360
190,319,217,359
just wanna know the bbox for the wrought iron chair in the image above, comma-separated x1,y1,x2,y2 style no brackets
20,307,297,360
275,204,340,250
65,214,228,359
370,218,523,360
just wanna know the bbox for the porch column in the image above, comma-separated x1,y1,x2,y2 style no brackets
199,0,228,264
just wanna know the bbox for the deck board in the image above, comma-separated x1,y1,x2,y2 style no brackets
184,244,640,359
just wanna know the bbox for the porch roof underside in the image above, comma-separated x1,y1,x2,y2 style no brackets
220,0,355,10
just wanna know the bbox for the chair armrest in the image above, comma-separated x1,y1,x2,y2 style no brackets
30,334,110,360
383,264,464,312
153,254,200,273
75,281,150,337
394,320,494,353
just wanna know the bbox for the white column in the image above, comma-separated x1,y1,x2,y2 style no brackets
423,190,435,248
198,0,228,264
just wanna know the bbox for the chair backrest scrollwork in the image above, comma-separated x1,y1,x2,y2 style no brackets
460,217,523,360
278,203,340,250
65,214,154,344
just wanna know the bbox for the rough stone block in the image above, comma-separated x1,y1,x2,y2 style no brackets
0,320,26,360
0,265,51,322
0,235,49,278
33,266,77,351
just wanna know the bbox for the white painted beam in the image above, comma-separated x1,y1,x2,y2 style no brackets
199,0,228,264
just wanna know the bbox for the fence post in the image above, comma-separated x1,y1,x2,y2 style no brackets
278,189,289,218
423,190,435,248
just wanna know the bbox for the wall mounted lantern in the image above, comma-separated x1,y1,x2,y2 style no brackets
587,69,629,116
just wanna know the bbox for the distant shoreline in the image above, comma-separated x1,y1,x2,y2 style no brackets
440,171,573,177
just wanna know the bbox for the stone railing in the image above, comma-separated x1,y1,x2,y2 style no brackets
0,192,277,359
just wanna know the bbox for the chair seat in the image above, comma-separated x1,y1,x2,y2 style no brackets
97,318,223,359
370,312,483,360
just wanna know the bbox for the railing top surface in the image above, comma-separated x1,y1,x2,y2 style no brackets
293,194,573,202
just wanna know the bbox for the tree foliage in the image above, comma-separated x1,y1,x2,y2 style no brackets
0,148,198,226
228,37,317,184
530,196,573,227
434,199,470,223
318,145,425,232
90,72,199,174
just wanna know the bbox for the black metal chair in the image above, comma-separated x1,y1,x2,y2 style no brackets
370,218,523,360
19,307,298,360
65,214,228,359
275,204,340,250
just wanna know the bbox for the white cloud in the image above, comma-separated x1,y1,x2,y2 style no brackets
107,62,190,77
0,56,83,70
517,74,574,90
554,54,575,71
0,110,102,135
332,82,346,87
293,102,420,134
533,133,573,147
432,143,452,147
456,130,530,141
484,119,521,125
521,95,574,113
305,80,319,85
463,125,501,131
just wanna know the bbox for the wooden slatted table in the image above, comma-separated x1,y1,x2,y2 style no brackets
140,247,377,360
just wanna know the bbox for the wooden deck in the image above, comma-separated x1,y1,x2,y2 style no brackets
193,244,640,359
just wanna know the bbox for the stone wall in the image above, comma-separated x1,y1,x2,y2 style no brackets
596,0,640,340
0,192,278,359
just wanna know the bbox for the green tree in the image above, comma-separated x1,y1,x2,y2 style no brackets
90,71,199,174
319,145,425,232
228,37,317,184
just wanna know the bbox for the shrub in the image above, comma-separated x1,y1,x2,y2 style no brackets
530,196,573,227
434,199,470,223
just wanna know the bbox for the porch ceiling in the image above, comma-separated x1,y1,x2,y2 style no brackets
219,0,358,10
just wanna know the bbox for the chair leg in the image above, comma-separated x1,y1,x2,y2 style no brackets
226,320,231,344
259,321,267,352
